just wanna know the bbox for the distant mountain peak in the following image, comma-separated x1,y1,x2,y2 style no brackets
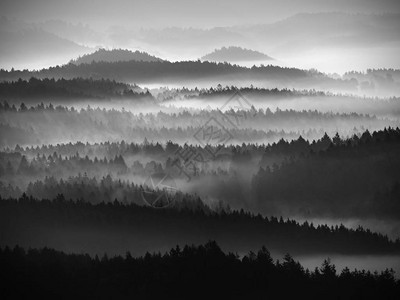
70,48,163,64
201,46,274,63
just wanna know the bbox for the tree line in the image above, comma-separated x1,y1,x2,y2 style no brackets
0,78,152,103
0,241,398,299
2,128,399,219
1,100,392,147
0,61,358,93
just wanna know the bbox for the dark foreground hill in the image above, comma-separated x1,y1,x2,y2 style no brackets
0,242,399,299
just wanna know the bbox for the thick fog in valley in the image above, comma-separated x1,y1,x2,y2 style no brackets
1,0,400,298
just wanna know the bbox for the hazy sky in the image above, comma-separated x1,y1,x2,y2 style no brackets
1,0,400,28
1,0,399,72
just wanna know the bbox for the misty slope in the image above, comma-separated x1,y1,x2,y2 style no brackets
2,128,400,222
244,12,400,50
0,61,361,94
201,46,273,62
106,13,400,55
37,19,104,46
126,12,400,50
123,13,400,73
1,102,395,147
0,78,148,102
131,26,244,50
0,17,90,70
71,48,163,65
1,195,398,257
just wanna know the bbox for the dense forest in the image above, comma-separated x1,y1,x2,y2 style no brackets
2,63,400,97
1,241,399,299
1,128,400,222
1,101,395,147
0,61,359,92
1,195,399,257
0,78,151,103
1,77,399,117
2,3,400,296
253,127,400,219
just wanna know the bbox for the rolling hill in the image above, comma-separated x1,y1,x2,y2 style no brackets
201,46,274,62
71,48,163,64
